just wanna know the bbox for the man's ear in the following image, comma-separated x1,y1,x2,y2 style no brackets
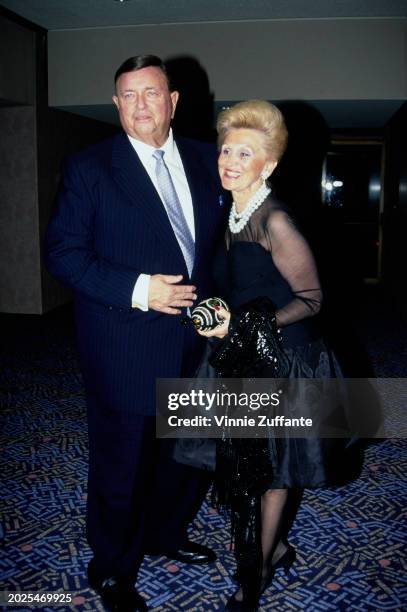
112,95,119,110
170,91,179,119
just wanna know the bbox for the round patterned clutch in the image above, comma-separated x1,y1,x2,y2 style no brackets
191,297,229,331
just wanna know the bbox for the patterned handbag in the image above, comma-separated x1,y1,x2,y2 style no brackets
190,297,229,331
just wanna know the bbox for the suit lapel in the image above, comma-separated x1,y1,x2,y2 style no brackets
111,132,187,270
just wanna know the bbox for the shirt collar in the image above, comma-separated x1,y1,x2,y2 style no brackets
127,129,176,163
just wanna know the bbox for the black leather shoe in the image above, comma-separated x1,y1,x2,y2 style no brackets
147,541,216,565
88,560,148,611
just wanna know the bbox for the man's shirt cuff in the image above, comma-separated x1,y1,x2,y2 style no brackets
132,274,150,311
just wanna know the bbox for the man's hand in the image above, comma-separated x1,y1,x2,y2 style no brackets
148,274,197,314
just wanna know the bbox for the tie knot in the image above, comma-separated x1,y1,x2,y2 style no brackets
153,149,165,161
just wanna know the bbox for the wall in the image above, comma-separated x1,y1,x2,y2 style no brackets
0,107,41,313
0,14,41,313
0,11,118,314
48,18,407,105
0,14,35,104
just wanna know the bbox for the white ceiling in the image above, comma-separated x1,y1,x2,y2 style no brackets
1,0,406,30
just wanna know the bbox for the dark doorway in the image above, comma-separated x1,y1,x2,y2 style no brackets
322,139,384,282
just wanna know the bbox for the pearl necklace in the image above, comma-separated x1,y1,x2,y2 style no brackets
228,182,271,234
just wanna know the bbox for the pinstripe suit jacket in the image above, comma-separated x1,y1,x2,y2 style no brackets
45,131,226,419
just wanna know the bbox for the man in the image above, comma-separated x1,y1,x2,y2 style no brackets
45,55,226,611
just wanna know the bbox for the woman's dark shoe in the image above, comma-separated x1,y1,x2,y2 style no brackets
226,547,296,610
272,544,296,576
260,545,296,595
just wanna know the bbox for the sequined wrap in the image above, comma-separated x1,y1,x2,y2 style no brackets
209,296,290,378
209,297,289,609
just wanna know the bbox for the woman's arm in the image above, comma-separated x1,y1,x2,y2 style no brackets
266,210,322,328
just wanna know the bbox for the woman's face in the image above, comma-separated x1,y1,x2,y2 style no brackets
218,128,275,201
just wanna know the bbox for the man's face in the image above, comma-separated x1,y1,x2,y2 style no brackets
113,66,179,147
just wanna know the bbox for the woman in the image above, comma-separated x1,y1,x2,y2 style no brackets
198,100,347,611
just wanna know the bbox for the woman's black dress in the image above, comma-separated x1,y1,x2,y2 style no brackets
213,196,348,489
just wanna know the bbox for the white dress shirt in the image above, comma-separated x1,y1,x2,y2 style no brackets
128,129,195,311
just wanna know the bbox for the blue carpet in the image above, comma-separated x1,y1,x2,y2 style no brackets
1,294,406,611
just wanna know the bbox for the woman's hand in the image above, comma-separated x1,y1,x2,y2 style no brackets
196,307,230,339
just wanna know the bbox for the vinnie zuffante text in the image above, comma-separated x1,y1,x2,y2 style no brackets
167,414,313,428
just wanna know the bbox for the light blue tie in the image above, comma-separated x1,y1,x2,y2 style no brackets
153,149,195,276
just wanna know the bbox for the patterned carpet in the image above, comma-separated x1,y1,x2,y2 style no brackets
1,291,406,611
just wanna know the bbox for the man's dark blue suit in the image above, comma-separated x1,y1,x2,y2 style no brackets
45,130,226,581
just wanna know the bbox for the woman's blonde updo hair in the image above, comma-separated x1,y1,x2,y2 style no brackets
217,100,288,162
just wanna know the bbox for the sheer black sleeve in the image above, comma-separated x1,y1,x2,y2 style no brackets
262,209,322,328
